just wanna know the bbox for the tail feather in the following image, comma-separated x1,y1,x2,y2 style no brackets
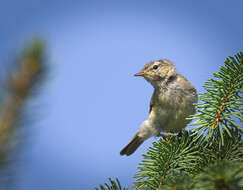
120,132,144,156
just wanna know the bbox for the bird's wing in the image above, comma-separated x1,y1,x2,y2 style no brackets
177,75,197,96
149,91,156,113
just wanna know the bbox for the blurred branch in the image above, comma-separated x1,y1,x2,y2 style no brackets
0,39,46,163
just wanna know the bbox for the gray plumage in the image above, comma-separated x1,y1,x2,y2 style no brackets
120,59,198,156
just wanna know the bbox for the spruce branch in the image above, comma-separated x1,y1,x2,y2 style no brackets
160,160,243,190
134,131,203,190
194,161,243,190
201,128,243,164
95,178,129,190
190,52,243,145
0,39,45,149
0,39,46,186
159,174,194,190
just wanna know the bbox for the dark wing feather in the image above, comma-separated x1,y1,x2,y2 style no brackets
149,91,156,113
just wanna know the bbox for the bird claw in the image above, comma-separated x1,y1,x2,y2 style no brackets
156,133,176,141
156,133,166,138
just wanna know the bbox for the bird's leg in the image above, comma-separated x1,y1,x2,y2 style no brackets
177,130,183,138
156,133,166,138
157,132,175,141
177,130,183,143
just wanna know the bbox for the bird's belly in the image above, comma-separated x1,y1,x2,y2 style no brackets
150,104,193,133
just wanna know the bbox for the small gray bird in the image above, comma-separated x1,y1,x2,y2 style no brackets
120,59,198,156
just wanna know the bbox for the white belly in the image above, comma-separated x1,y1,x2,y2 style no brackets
149,98,195,133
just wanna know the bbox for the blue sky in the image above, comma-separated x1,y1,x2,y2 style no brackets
0,0,243,189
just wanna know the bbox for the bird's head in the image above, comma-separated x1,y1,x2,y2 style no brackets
134,59,177,87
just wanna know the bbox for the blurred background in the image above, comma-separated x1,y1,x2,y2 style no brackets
0,0,243,189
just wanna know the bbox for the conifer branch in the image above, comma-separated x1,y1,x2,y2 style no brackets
95,178,129,190
194,161,243,190
0,40,45,151
134,131,203,190
0,40,46,182
190,52,243,145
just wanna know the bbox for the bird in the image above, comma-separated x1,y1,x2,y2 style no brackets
120,59,198,156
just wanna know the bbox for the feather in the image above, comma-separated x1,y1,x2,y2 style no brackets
120,132,144,156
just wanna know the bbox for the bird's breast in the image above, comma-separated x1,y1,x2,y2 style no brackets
148,88,197,133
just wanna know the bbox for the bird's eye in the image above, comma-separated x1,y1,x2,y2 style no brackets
153,65,158,70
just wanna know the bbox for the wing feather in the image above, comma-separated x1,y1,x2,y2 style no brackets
149,91,156,113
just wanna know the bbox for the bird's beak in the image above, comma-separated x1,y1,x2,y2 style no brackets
134,71,152,77
134,72,145,77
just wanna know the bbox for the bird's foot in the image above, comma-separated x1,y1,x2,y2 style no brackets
177,130,183,138
157,133,175,141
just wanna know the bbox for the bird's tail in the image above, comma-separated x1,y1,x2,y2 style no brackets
120,132,144,156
